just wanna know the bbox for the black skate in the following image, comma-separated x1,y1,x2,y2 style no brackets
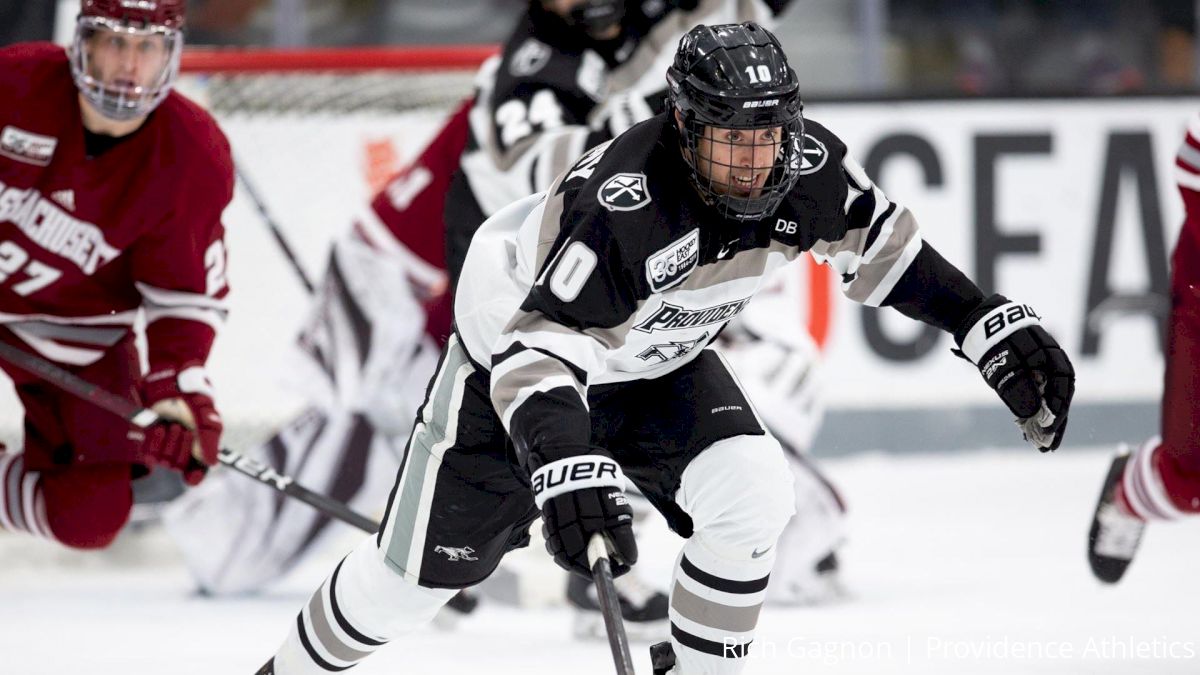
650,640,676,675
567,571,668,642
1087,450,1146,584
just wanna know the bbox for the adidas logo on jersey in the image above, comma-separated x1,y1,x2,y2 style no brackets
51,189,75,211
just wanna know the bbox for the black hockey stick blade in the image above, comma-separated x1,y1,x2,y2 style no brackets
0,340,379,534
587,534,637,675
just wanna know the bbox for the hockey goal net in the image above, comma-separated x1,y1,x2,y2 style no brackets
177,47,492,452
0,47,492,454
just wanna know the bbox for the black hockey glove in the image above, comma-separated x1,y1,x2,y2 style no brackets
954,295,1075,451
531,453,637,578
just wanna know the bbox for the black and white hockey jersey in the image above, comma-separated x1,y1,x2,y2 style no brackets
444,0,788,284
454,113,936,465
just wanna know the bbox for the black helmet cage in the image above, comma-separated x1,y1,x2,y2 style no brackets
667,22,805,221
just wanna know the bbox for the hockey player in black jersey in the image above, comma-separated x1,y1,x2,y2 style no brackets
257,22,1074,675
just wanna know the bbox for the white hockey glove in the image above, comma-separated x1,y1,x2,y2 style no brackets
953,295,1075,451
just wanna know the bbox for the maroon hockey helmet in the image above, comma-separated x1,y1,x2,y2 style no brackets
70,0,187,121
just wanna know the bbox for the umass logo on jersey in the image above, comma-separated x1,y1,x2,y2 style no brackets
634,298,751,333
598,172,651,211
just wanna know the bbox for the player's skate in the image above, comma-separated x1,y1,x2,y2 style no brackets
567,570,668,642
1087,449,1146,584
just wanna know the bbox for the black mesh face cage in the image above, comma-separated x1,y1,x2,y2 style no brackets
677,113,804,221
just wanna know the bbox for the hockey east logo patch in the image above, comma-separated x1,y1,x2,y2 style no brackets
645,229,698,292
0,126,57,166
598,172,651,211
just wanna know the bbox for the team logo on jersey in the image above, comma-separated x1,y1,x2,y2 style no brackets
797,133,828,175
433,545,478,562
598,172,651,212
510,39,552,77
645,229,698,292
0,126,57,166
634,298,751,333
637,331,709,363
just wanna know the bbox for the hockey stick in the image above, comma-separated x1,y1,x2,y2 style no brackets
236,165,316,295
0,340,379,534
588,534,637,675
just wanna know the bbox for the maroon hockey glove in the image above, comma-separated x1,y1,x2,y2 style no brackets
532,453,637,578
954,295,1075,451
140,365,223,485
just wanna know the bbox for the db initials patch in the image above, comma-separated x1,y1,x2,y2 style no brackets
645,229,699,293
598,172,651,211
0,126,57,166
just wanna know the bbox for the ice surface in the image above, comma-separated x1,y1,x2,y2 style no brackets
1,447,1197,674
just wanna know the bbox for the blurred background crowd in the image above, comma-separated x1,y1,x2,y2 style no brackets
2,0,1197,97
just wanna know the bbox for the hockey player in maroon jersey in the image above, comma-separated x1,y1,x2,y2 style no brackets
0,0,234,550
1087,111,1200,583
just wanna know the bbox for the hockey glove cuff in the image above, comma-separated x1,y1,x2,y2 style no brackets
954,295,1076,451
532,454,637,578
141,365,223,485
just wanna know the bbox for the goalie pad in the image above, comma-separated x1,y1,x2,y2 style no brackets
290,233,440,436
163,406,408,595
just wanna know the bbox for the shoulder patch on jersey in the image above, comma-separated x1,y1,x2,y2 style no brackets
0,125,56,166
510,39,552,77
645,229,699,293
797,133,828,175
598,172,651,212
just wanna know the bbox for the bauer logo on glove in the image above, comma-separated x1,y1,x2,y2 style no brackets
954,295,1076,452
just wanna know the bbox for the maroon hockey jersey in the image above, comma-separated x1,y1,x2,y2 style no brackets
355,99,472,346
0,43,233,374
1174,112,1200,290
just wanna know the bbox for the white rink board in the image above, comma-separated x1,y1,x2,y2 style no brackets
1,98,1195,443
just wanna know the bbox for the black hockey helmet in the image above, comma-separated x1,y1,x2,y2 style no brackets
667,22,805,221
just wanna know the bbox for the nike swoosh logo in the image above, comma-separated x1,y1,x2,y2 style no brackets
751,545,773,559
